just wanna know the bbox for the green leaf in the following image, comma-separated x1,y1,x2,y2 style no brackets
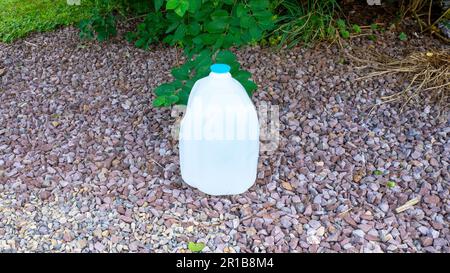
78,19,91,29
137,23,146,32
167,95,179,105
175,0,189,17
370,23,378,30
125,31,136,42
240,16,255,29
172,80,184,89
211,9,228,20
203,33,220,45
206,20,227,33
188,242,205,252
154,0,164,11
196,60,214,77
373,170,383,176
340,30,350,39
154,83,176,96
186,50,213,77
173,24,187,41
194,49,213,65
399,32,407,41
177,87,190,105
213,35,224,49
336,19,346,30
97,30,108,42
162,34,174,44
192,36,203,45
188,0,202,13
249,25,262,40
252,10,272,19
184,79,195,89
166,0,179,10
327,26,336,38
135,37,147,48
249,0,269,10
241,79,257,95
236,4,247,17
166,21,180,34
234,70,252,81
187,22,201,36
352,24,362,34
153,96,167,107
223,33,237,48
215,50,237,65
387,181,396,188
172,66,190,80
153,94,179,107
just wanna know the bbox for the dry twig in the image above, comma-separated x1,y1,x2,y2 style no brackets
348,49,450,112
395,196,421,213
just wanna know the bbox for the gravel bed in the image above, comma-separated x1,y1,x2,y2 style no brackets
0,26,448,253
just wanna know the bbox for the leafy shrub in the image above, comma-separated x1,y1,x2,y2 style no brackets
79,12,117,41
80,1,373,107
163,0,274,55
157,0,274,106
79,0,275,107
151,0,274,106
125,11,166,49
78,0,118,41
153,49,257,107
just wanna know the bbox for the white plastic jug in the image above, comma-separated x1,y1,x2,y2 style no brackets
179,64,259,195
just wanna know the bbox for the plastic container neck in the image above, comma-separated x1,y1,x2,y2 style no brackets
209,72,232,78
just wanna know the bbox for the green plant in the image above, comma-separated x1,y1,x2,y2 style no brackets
336,18,349,39
143,0,275,106
352,24,362,34
80,0,273,107
336,18,345,30
166,0,190,17
272,0,340,47
188,241,205,252
370,23,379,30
387,181,396,188
125,11,166,49
399,32,408,41
160,0,275,56
373,170,383,175
153,49,257,107
79,13,117,41
78,0,118,41
340,29,350,39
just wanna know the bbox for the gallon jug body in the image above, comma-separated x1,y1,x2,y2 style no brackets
179,64,259,195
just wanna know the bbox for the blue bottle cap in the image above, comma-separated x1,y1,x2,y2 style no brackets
210,63,231,74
